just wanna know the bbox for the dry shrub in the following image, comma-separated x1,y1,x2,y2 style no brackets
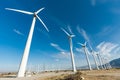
63,72,84,80
45,72,84,80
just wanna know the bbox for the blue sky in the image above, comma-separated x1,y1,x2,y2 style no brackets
0,0,120,72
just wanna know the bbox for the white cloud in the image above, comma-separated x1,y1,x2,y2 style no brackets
67,26,73,34
55,59,59,62
50,43,65,52
91,0,96,6
97,26,113,36
90,0,120,6
96,42,118,58
77,26,93,50
113,47,120,54
76,47,84,53
77,27,90,42
37,27,50,38
86,47,92,55
52,51,70,59
96,41,105,50
75,47,91,55
50,43,71,59
13,29,24,36
110,8,120,15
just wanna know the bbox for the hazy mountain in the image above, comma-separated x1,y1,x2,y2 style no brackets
110,58,120,68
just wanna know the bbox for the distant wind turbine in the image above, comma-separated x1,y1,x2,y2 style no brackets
6,8,49,77
78,42,92,70
99,54,107,69
96,53,104,69
104,58,112,69
91,50,99,70
89,46,99,70
61,28,77,72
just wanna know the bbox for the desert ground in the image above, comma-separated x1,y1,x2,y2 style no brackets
0,69,120,80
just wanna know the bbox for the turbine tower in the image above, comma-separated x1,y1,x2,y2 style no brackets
61,28,77,72
96,53,104,69
87,42,99,70
99,54,107,69
78,42,92,70
91,50,99,70
6,8,49,77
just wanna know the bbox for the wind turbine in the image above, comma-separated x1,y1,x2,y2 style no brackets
6,8,49,77
91,50,99,70
78,42,92,70
96,53,104,69
87,42,99,70
89,46,99,70
105,59,112,69
61,28,77,72
99,55,107,69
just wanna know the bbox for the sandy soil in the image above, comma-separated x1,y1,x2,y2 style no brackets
0,72,73,80
0,69,120,80
43,69,120,80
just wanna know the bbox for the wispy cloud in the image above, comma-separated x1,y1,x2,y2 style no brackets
91,0,96,6
13,29,24,36
97,26,115,37
111,46,120,59
76,47,84,53
75,47,91,55
77,27,89,42
77,26,93,50
97,42,118,58
50,43,71,59
96,41,105,49
52,51,70,59
50,43,65,52
113,47,120,54
55,59,59,62
37,27,50,38
90,0,120,6
110,8,120,15
99,0,120,3
67,26,73,34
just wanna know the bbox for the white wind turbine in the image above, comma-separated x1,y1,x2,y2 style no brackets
104,58,112,69
91,50,99,70
78,42,92,70
99,54,107,69
89,46,99,70
96,53,104,69
61,28,77,72
6,8,49,77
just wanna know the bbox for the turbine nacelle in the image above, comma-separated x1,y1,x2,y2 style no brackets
70,35,75,38
33,7,45,17
34,13,37,17
61,28,75,38
78,42,87,48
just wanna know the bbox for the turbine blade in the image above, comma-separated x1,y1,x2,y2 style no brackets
36,7,45,14
61,28,70,36
88,42,93,51
36,15,49,32
86,47,91,55
67,26,73,34
5,8,33,15
71,35,75,37
84,41,87,46
78,43,84,46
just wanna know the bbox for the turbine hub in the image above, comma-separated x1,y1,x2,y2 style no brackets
68,36,72,38
34,13,37,17
82,45,85,47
